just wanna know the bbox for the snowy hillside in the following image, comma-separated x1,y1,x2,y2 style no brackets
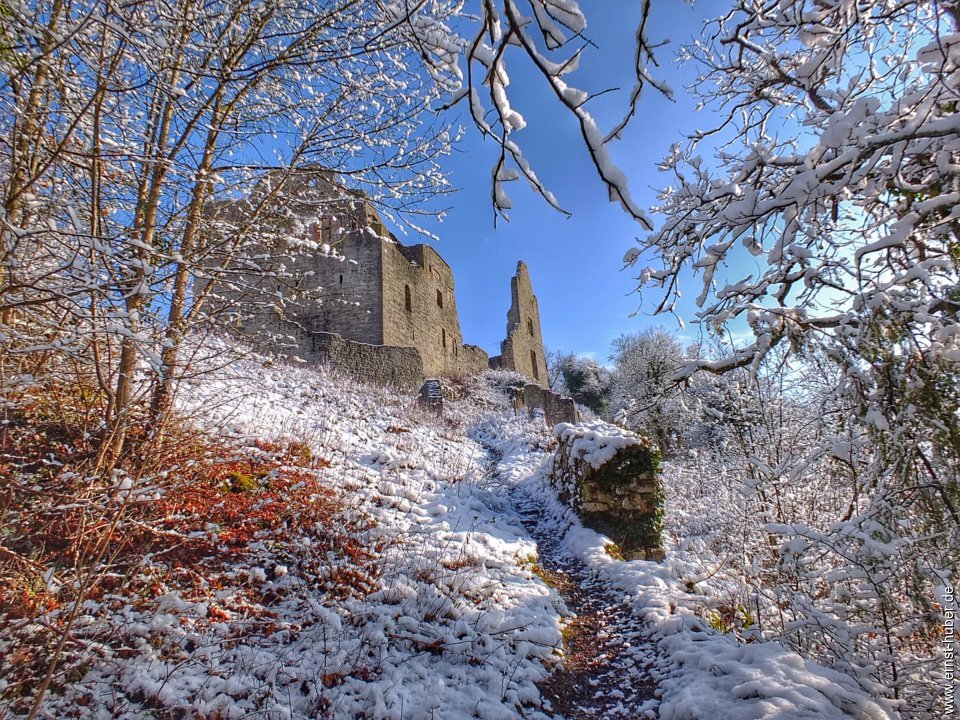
1,350,895,719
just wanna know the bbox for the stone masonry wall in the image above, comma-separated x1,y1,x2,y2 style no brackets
549,422,664,561
208,171,497,385
309,332,424,391
205,171,385,348
459,344,491,377
299,229,384,345
380,242,468,377
499,261,548,384
523,383,579,427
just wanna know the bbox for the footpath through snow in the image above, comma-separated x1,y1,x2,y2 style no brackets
180,353,896,720
508,477,660,718
475,414,895,720
15,349,898,719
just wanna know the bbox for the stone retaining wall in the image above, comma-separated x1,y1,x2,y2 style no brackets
309,332,424,391
549,422,663,561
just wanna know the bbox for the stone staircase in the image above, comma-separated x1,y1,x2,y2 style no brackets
418,379,443,415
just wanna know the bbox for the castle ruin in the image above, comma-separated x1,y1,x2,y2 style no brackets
212,172,547,390
488,261,548,384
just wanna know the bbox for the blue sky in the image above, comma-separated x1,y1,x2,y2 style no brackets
399,1,726,362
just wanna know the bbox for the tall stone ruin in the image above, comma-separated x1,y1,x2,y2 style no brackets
209,170,555,392
489,261,548,385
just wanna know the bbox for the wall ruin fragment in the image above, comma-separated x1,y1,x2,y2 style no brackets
490,261,548,385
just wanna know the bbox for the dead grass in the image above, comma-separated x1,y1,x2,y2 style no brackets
0,379,382,713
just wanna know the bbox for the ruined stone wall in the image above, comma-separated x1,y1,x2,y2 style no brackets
549,422,664,561
459,344,491,377
206,170,497,384
203,171,386,350
523,383,579,427
309,332,424,391
499,261,548,384
380,242,468,377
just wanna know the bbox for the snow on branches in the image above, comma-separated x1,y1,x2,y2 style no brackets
621,2,960,713
448,0,663,224
629,1,960,375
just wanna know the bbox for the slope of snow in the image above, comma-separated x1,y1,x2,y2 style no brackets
24,355,564,720
170,360,563,720
22,347,896,719
474,418,896,720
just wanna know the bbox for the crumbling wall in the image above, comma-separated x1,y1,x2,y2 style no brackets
309,332,423,391
380,242,469,377
498,261,548,384
549,422,663,561
206,170,506,385
523,383,579,427
459,344,491,377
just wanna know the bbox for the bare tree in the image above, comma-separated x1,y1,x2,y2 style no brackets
0,0,470,468
0,0,667,470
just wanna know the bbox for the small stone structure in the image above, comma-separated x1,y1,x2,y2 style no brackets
418,379,444,415
523,383,579,427
489,262,548,385
549,422,663,561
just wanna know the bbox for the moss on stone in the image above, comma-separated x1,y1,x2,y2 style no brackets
591,445,660,489
223,471,260,494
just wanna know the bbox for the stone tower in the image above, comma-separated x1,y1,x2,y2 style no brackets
495,261,548,384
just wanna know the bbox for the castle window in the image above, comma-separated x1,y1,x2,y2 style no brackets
404,285,412,312
436,289,443,308
339,274,343,285
530,350,539,380
442,328,447,349
527,317,534,336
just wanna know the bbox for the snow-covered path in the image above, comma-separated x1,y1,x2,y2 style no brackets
160,355,896,720
471,418,661,719
509,483,659,719
472,411,895,720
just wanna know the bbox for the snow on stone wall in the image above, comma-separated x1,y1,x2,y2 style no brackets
550,421,663,560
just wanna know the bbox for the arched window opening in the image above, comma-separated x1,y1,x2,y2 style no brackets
404,285,412,312
527,317,534,336
530,350,539,380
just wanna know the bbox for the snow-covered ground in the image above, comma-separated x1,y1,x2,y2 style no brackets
476,415,895,720
17,350,896,719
